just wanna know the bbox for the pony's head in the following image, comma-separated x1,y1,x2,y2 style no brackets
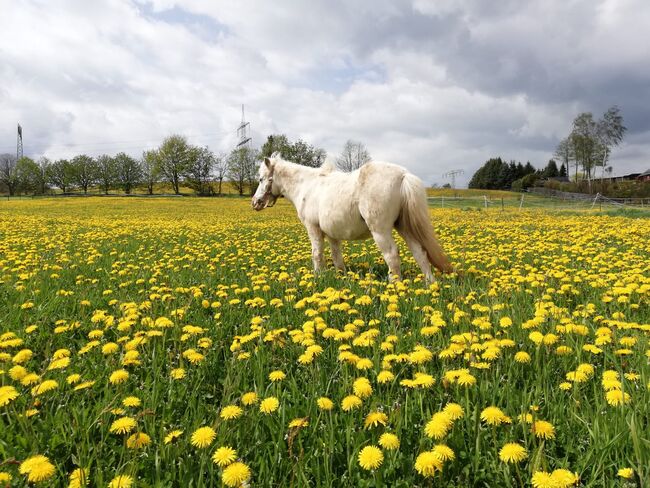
252,153,281,211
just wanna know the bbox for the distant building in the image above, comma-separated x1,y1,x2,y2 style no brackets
637,169,650,182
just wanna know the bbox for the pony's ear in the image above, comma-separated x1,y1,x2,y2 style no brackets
264,157,272,168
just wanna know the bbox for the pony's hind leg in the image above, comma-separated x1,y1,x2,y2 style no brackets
397,229,434,283
370,230,402,281
327,237,345,272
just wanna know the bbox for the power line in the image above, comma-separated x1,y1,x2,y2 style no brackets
443,169,464,189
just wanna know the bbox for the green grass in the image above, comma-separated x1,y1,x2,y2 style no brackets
0,199,648,487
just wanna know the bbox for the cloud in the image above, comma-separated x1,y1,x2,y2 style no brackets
1,0,648,187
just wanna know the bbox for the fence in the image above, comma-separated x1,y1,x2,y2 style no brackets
427,192,650,211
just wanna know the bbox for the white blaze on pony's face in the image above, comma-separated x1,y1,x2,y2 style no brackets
251,157,277,211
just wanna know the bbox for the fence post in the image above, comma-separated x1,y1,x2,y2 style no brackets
519,193,524,210
484,195,488,209
441,196,444,208
501,197,504,211
591,193,600,210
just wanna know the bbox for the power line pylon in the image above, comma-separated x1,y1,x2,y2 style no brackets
17,123,23,160
236,105,251,150
443,169,464,189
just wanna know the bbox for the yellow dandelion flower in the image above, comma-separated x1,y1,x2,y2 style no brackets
432,444,455,461
126,432,151,449
358,445,383,470
241,391,258,405
480,406,510,426
0,385,19,406
164,429,183,444
122,396,141,408
288,417,309,428
442,403,464,420
617,468,633,479
378,433,400,450
259,397,280,414
531,471,554,488
269,370,286,382
514,351,531,363
317,397,334,410
212,446,237,466
68,467,89,488
31,380,58,396
605,390,631,406
220,405,243,420
551,469,579,486
191,426,216,448
415,451,443,477
499,443,528,463
222,462,251,487
109,369,129,385
19,455,56,483
170,368,186,380
0,472,10,482
364,411,388,429
352,377,373,398
108,475,133,488
531,420,556,440
377,370,395,383
341,395,362,412
424,412,452,440
110,416,137,435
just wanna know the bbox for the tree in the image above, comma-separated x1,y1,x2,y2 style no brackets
227,147,258,196
70,154,97,194
596,106,626,179
543,159,559,178
261,134,327,167
114,152,142,194
0,154,20,196
47,159,73,193
554,138,574,179
260,134,291,158
96,155,117,194
213,153,228,195
184,146,215,195
559,163,567,177
140,150,159,195
156,135,192,194
336,140,371,172
14,157,37,194
34,157,51,194
570,112,599,190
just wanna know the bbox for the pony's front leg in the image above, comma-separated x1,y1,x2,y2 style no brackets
306,225,325,273
327,237,345,272
371,230,402,281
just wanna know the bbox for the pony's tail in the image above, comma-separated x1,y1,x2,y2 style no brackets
399,173,455,274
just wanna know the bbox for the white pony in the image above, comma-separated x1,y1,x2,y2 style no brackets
252,153,454,282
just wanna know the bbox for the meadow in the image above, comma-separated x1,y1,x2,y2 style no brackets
0,198,648,487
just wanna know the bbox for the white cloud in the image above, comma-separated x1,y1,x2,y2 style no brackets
1,0,648,188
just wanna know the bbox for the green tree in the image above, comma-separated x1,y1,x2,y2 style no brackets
213,153,228,195
184,146,215,195
114,152,142,194
47,159,73,193
140,150,159,195
570,112,599,190
15,157,40,194
0,153,20,196
156,135,192,194
261,134,327,167
543,159,559,178
260,134,291,158
227,147,258,196
559,163,567,177
70,154,97,194
596,106,626,180
554,138,574,179
96,155,117,194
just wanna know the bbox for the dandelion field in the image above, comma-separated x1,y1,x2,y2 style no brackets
0,198,648,487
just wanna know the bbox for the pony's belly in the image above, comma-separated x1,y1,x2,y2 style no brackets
321,218,371,241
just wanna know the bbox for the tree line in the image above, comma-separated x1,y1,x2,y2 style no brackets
469,158,568,191
0,135,372,197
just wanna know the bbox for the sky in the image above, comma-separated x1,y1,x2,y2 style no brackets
1,0,649,187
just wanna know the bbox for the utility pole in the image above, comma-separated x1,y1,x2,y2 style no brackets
443,169,464,189
17,123,23,160
236,105,251,150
